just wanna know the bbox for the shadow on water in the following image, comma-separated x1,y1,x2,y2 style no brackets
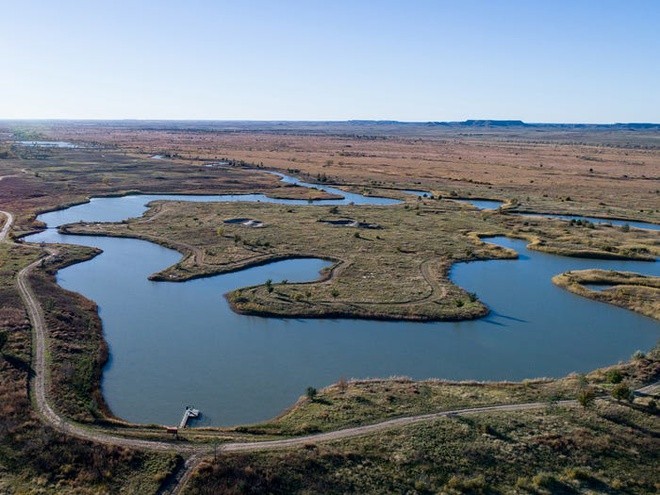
482,312,528,326
481,318,507,327
489,311,528,323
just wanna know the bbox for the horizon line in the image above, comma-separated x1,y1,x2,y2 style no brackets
1,118,658,126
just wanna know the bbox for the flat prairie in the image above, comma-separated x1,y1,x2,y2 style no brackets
23,120,659,223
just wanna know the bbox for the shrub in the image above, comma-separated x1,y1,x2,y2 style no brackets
577,388,596,408
611,383,633,403
605,369,623,384
445,475,488,493
305,387,318,401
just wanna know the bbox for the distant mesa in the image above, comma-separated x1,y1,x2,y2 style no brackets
423,120,660,129
462,119,526,127
350,119,660,129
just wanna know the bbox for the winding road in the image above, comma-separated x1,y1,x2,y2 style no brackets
3,205,658,494
0,210,14,242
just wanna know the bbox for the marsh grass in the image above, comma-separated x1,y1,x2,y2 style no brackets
553,269,660,319
233,348,658,436
188,398,660,494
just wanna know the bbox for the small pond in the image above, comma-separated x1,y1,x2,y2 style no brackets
582,284,617,292
455,198,504,210
16,140,80,148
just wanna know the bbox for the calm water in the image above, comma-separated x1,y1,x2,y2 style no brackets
402,193,504,211
270,172,401,205
25,179,659,427
17,140,80,148
516,213,659,231
37,177,398,229
454,198,504,210
583,284,616,292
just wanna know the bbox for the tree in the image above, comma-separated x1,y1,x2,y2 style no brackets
306,386,318,401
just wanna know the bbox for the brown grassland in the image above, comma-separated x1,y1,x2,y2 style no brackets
189,399,660,494
0,121,658,493
28,120,660,222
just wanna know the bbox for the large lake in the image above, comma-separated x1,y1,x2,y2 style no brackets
25,179,659,427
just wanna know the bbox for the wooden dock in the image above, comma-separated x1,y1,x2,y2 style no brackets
179,406,200,429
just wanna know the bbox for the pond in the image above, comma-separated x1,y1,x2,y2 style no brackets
582,284,617,292
16,140,80,148
455,198,504,210
24,176,659,427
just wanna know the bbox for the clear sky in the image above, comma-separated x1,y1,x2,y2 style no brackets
1,0,658,122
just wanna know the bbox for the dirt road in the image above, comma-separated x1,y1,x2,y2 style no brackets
0,210,14,242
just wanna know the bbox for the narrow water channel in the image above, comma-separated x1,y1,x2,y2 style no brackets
24,176,659,427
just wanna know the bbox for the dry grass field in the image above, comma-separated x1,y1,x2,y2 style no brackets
0,142,332,237
189,399,660,494
24,120,660,224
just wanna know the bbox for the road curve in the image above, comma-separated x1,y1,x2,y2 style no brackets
17,255,191,451
0,210,14,242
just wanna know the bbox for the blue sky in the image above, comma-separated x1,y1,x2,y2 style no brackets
1,1,658,122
